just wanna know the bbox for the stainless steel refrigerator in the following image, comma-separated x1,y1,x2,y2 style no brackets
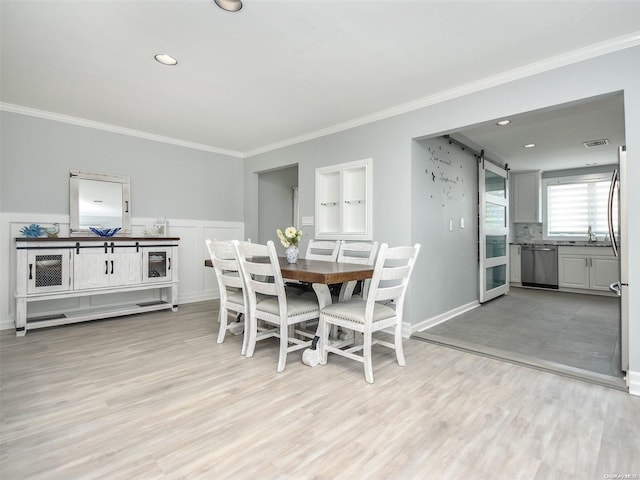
608,145,629,374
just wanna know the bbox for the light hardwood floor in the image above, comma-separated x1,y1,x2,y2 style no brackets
1,301,639,479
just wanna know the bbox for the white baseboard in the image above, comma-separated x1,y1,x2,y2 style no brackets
410,300,481,334
628,370,640,397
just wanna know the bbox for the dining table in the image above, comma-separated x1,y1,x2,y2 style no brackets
204,256,374,365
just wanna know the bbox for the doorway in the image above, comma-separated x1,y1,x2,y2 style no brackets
413,93,627,389
257,165,299,248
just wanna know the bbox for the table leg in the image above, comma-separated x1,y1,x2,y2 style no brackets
301,283,332,367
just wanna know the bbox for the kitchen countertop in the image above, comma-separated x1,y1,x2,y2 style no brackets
510,241,612,247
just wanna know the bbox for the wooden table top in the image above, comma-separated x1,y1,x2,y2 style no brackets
205,257,373,284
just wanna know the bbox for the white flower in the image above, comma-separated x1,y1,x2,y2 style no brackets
276,226,302,247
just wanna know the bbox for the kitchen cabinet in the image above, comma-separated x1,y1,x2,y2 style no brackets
315,158,372,240
509,244,521,285
557,246,618,294
512,171,541,223
15,237,180,336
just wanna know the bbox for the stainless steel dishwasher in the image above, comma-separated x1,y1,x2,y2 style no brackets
521,245,558,289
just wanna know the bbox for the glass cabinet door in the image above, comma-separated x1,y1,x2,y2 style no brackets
27,250,71,293
143,247,173,283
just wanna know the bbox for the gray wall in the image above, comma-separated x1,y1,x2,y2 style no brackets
411,137,479,320
0,112,244,221
244,46,640,377
257,165,298,252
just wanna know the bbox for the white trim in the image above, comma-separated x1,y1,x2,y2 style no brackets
0,103,245,159
410,300,481,334
628,370,640,397
245,32,640,158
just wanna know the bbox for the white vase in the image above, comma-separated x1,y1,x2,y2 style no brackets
285,245,299,263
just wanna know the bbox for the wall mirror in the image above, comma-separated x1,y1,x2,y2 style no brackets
70,170,131,235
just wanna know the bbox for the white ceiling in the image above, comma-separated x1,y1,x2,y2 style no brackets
1,1,639,159
457,92,626,172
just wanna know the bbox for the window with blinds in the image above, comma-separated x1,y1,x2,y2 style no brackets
544,174,617,239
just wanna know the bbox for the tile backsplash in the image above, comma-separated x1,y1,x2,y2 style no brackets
514,223,542,243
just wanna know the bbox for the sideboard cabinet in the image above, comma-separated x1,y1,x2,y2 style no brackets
15,237,180,336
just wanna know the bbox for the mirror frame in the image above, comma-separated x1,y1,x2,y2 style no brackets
69,170,131,236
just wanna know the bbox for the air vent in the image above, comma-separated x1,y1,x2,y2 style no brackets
583,138,609,148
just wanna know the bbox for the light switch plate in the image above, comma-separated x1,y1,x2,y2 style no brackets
460,218,465,229
302,216,314,226
449,220,453,232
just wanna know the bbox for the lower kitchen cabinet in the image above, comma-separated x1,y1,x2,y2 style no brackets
509,244,522,285
557,246,618,294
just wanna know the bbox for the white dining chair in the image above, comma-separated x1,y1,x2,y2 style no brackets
205,239,248,354
233,240,319,372
305,239,341,261
318,243,421,383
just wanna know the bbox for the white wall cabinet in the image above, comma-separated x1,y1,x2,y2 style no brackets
512,171,542,223
558,246,618,294
315,158,372,240
15,237,180,336
509,244,521,285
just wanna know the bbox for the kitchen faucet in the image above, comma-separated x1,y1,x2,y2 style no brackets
587,225,596,243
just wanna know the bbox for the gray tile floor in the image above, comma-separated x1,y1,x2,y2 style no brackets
412,287,625,389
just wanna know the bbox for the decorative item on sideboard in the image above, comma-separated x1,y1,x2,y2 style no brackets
20,224,45,238
45,223,60,238
155,217,167,236
89,227,121,237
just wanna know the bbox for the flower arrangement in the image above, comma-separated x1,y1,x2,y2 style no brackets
276,226,302,248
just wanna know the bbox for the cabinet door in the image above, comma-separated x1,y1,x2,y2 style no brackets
558,255,589,289
589,256,619,291
512,172,541,223
509,245,521,284
111,247,142,286
27,250,71,294
73,248,110,290
143,248,173,283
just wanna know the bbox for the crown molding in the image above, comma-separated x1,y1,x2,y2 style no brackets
244,31,640,158
0,103,245,159
2,31,639,160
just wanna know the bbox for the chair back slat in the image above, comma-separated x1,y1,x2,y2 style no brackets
337,241,378,265
305,239,341,262
234,240,286,302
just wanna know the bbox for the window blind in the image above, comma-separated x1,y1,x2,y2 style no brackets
546,179,616,237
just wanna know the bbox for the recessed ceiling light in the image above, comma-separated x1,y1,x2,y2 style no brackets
154,54,178,66
496,120,511,126
523,143,536,148
214,0,242,12
585,162,599,166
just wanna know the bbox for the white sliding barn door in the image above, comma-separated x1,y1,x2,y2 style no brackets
479,158,510,303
